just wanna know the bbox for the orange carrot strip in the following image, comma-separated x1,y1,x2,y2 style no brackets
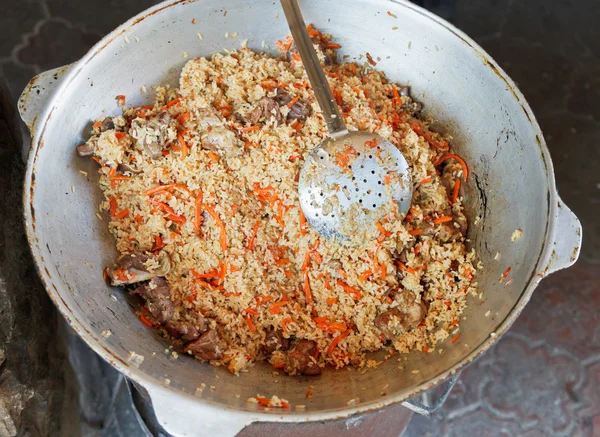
204,204,227,251
287,96,300,108
139,314,154,328
177,112,191,125
109,196,118,217
177,133,188,159
359,269,372,281
245,307,259,316
451,334,460,343
144,184,191,196
194,191,203,233
303,272,313,305
166,97,181,108
434,153,469,179
299,209,307,236
408,229,422,236
327,329,353,355
325,43,341,49
242,125,260,132
419,177,433,185
396,261,416,274
326,297,338,305
451,179,461,204
247,220,260,250
281,317,293,334
244,314,255,332
433,215,453,224
115,131,127,140
336,280,362,300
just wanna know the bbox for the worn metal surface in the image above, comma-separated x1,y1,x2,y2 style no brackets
17,0,581,436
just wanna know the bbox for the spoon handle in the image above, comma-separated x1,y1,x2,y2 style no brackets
280,0,348,139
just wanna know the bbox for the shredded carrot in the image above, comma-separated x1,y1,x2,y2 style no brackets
433,215,453,225
152,235,165,251
316,321,348,333
299,210,307,236
306,389,313,399
414,244,421,256
116,95,126,106
359,269,373,281
499,266,511,282
177,133,188,159
433,153,469,179
93,121,102,130
166,97,181,108
247,220,260,250
419,177,433,185
245,307,260,316
287,96,300,108
451,334,460,343
327,329,353,355
391,85,401,108
255,295,275,306
325,43,341,49
303,272,313,305
103,268,109,282
144,183,191,196
148,199,187,224
204,204,227,252
190,268,220,280
115,131,127,140
326,297,338,305
194,191,203,233
336,280,362,300
408,229,422,236
139,314,154,328
412,123,449,151
244,314,255,333
242,125,260,132
269,298,289,315
185,289,197,303
177,112,191,125
109,196,118,217
451,179,461,204
376,222,392,243
396,261,416,274
281,317,293,334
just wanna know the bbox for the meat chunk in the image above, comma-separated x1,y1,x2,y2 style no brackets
76,143,94,156
273,89,311,122
284,339,321,376
375,291,427,340
134,277,174,323
374,309,404,340
129,112,175,159
262,328,290,355
165,315,206,342
184,329,222,360
244,97,281,125
107,252,171,285
201,126,243,156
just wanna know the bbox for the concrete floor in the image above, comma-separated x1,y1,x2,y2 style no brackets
0,0,598,436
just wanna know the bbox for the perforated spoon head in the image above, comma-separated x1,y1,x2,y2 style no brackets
298,132,412,244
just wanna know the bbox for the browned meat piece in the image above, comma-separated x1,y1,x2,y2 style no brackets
273,89,311,122
201,126,243,156
437,223,462,243
165,314,206,342
375,291,427,340
130,112,174,159
284,339,321,375
398,290,427,330
374,309,404,340
117,163,141,175
184,329,222,360
107,252,171,285
76,143,94,156
244,97,281,125
262,328,290,355
99,118,115,132
134,277,174,323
